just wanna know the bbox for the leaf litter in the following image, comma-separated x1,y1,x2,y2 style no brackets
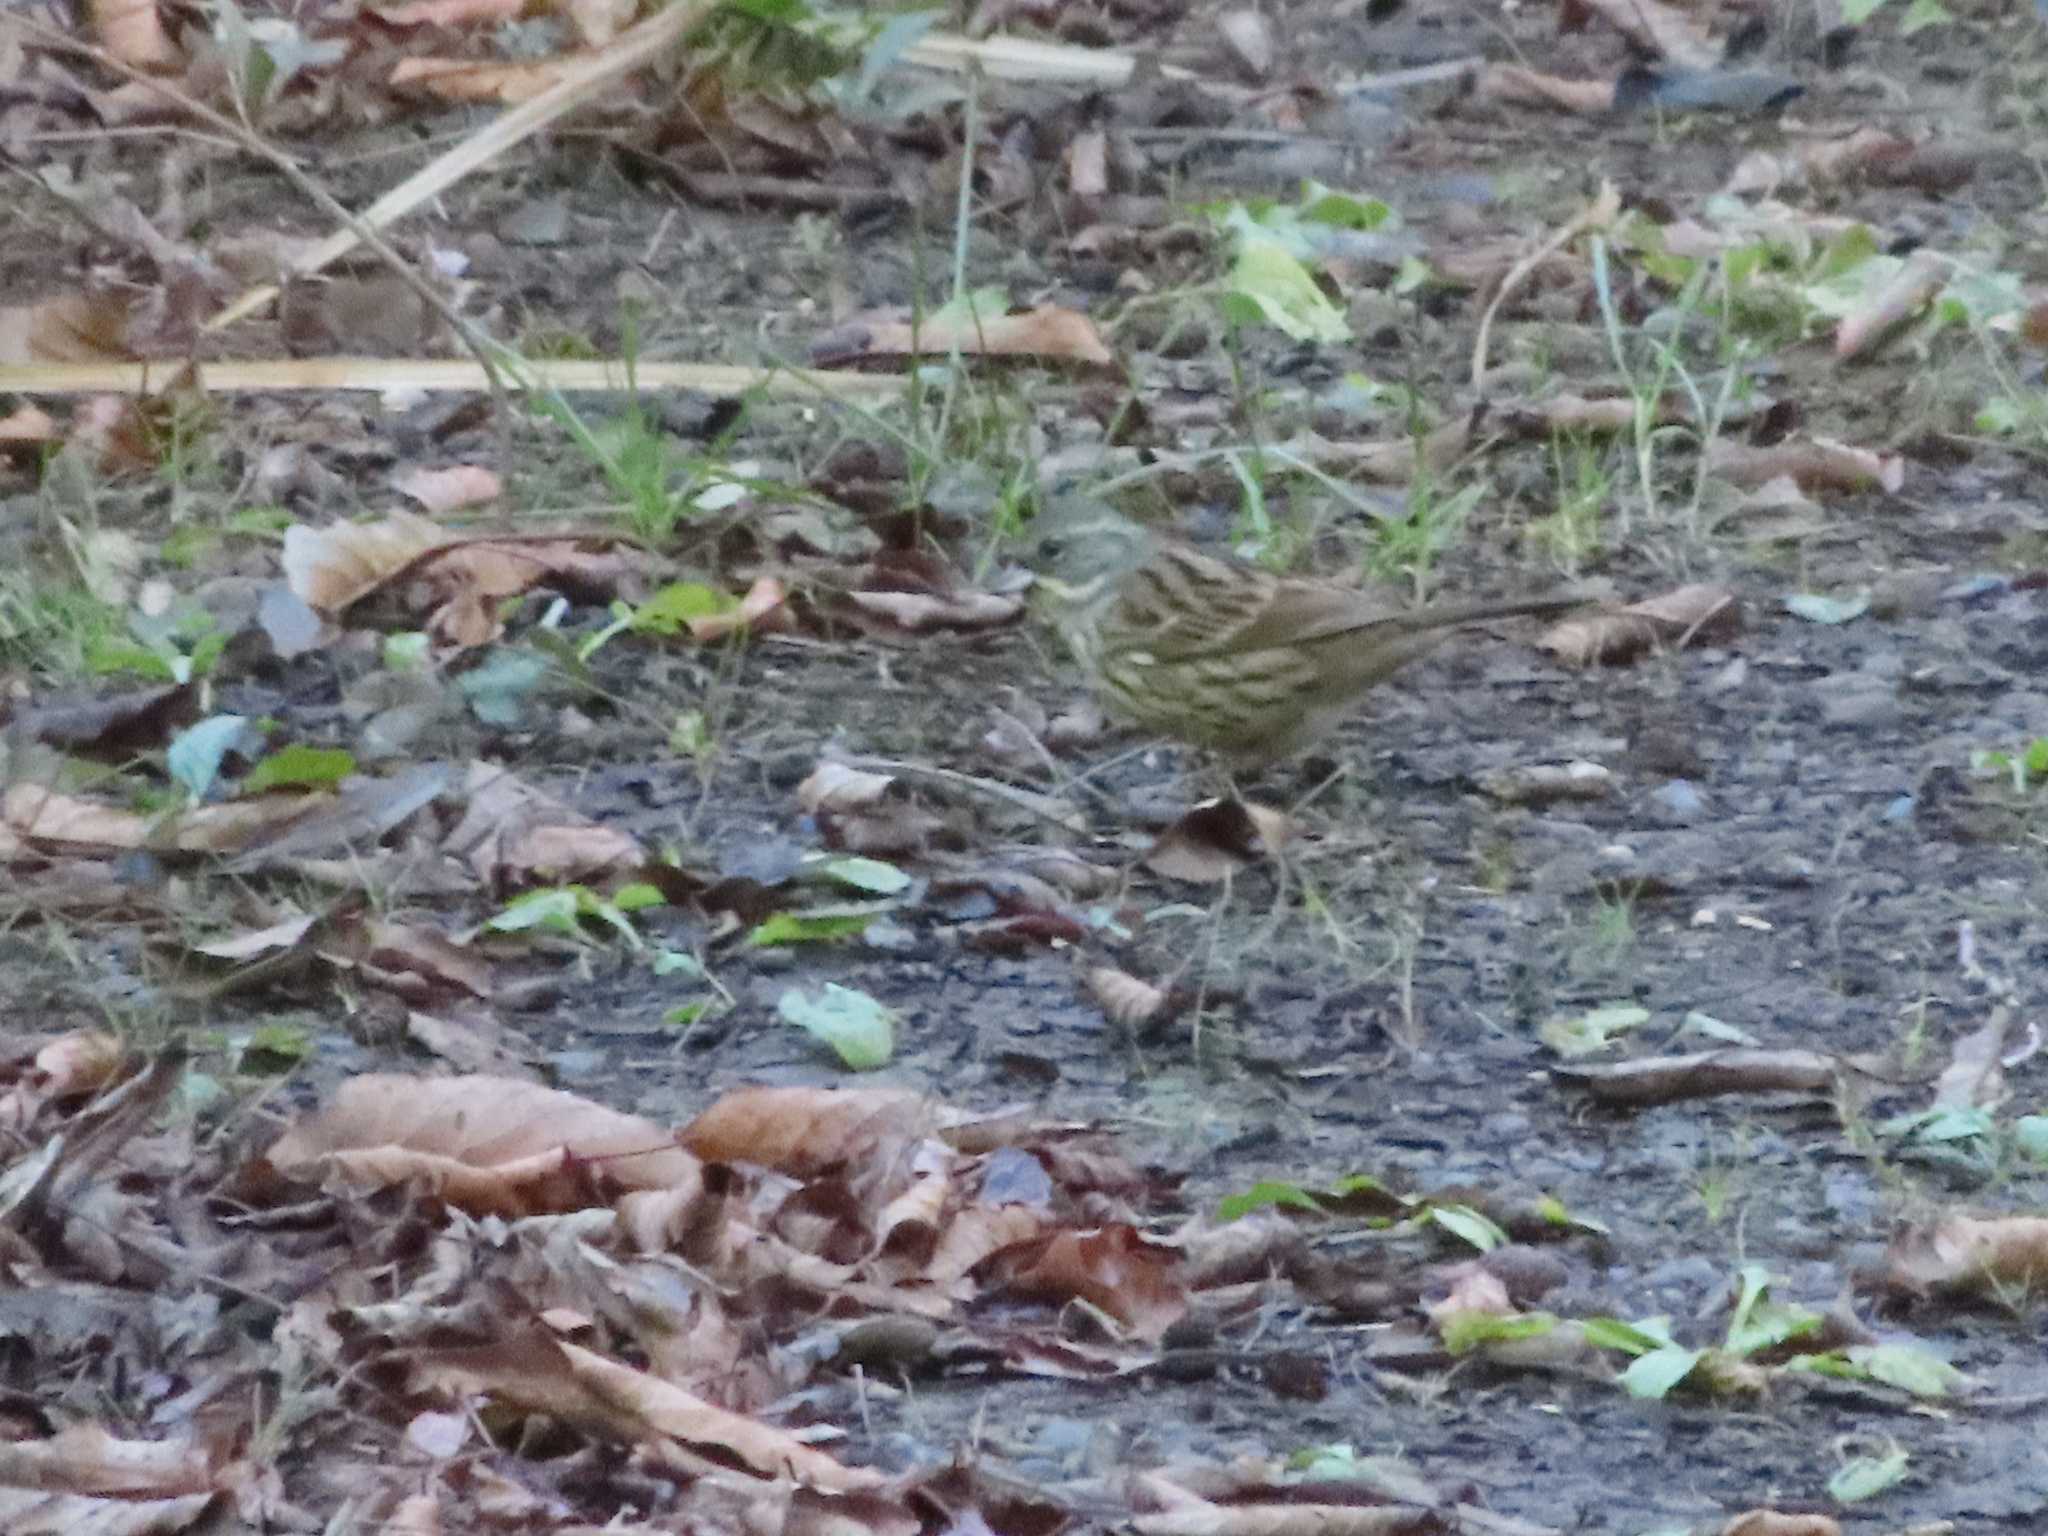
5,0,2048,1527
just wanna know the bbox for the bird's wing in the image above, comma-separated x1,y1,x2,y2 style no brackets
1114,549,1404,660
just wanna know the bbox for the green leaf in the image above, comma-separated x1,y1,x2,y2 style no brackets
488,885,641,948
1583,1316,1673,1357
1829,1448,1908,1503
929,285,1013,329
383,631,431,671
1840,0,1887,19
243,744,354,794
1297,182,1393,230
2014,1115,2048,1162
1391,255,1432,295
1227,236,1350,344
611,883,665,913
744,909,876,947
1899,0,1950,32
1620,1345,1703,1399
1723,1265,1822,1357
652,948,705,979
1540,1003,1649,1058
629,582,737,636
1428,1204,1508,1253
1218,1180,1327,1222
1438,1310,1557,1355
169,714,251,799
854,8,941,99
235,1022,312,1073
1784,591,1871,625
778,983,896,1069
1850,1343,1963,1399
86,637,177,682
811,855,912,894
459,648,551,727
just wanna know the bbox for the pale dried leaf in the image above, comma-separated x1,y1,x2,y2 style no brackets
267,1073,700,1212
1539,585,1739,666
394,464,503,513
678,1086,934,1174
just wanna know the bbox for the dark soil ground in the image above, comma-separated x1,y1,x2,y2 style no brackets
6,0,2048,1530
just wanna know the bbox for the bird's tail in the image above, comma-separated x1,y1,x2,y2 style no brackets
1410,590,1598,631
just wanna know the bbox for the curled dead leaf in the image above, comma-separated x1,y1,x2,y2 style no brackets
811,303,1114,368
1721,1513,1841,1536
678,1085,935,1174
265,1073,700,1214
796,762,897,814
1540,584,1739,666
1882,1214,2048,1298
394,464,503,513
1144,798,1293,884
1085,966,1170,1030
1706,436,1904,496
689,575,792,641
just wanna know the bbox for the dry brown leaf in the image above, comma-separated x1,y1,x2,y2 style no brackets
445,762,645,888
689,575,791,641
266,1072,700,1213
986,1224,1189,1341
1425,1266,1515,1329
1552,1047,1841,1107
2024,300,2048,350
389,55,586,103
3,783,319,855
0,292,137,366
1883,1215,2048,1297
0,1030,127,1131
841,588,1024,632
1065,128,1109,198
560,0,639,46
87,0,181,69
812,303,1114,367
0,403,59,461
394,464,503,513
1834,249,1948,362
0,1424,213,1496
283,510,449,615
1539,584,1738,666
1085,966,1169,1029
1575,0,1716,68
383,1492,444,1536
1474,63,1614,114
796,762,897,814
371,0,521,22
926,1202,1048,1284
1706,436,1904,495
1144,798,1293,884
1724,129,1916,197
1721,1513,1840,1536
1930,1014,2008,1113
679,1085,934,1174
408,1329,883,1490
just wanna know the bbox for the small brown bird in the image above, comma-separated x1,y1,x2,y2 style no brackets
1033,510,1587,770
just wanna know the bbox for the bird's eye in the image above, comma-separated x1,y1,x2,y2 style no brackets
1037,534,1067,562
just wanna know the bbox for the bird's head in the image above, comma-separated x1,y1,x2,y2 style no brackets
1025,502,1153,625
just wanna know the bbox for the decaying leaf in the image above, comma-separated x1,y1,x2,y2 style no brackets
444,762,645,888
265,1072,699,1213
1540,585,1739,666
1144,797,1294,883
678,1085,935,1174
1705,436,1904,496
1085,966,1171,1030
811,303,1114,368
